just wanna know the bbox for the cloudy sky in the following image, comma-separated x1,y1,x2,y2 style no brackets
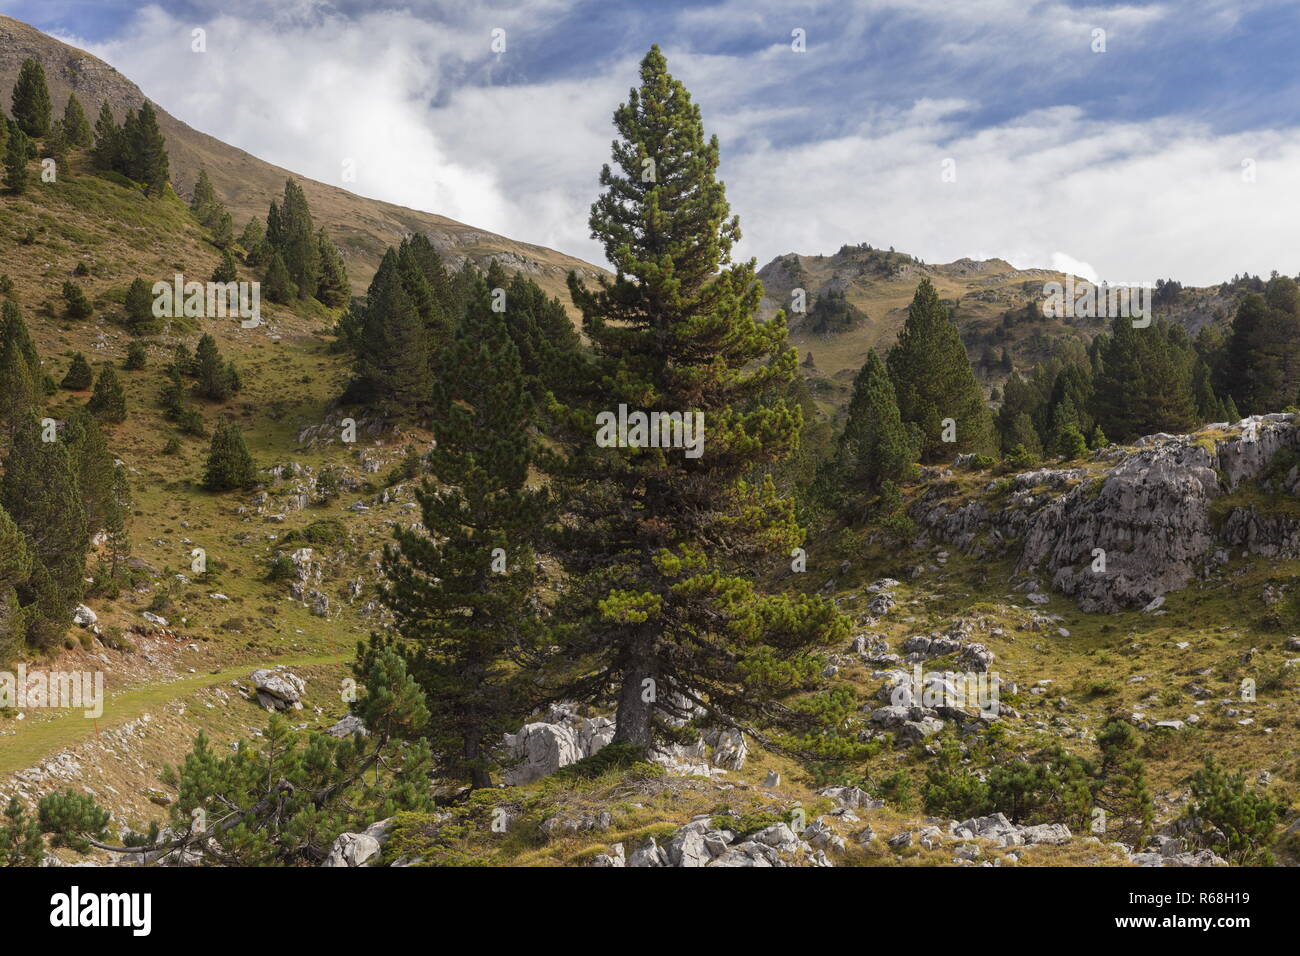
4,0,1299,285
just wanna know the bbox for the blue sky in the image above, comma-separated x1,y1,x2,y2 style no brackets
5,0,1300,284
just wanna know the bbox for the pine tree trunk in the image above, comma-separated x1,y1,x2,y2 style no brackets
612,635,655,750
465,732,492,790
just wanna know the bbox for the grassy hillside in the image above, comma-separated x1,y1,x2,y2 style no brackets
0,14,606,302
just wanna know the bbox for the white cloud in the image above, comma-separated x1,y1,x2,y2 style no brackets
49,1,1300,285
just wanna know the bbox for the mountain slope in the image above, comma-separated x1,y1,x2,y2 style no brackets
764,243,1240,393
0,14,605,301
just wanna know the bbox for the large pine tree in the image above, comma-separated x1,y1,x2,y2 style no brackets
887,279,993,461
548,46,846,749
371,279,546,788
11,59,52,138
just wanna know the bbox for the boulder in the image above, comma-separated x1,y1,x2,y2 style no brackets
251,668,305,711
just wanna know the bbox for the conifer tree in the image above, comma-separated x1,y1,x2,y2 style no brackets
202,419,256,491
87,366,127,424
124,277,154,330
61,353,93,390
61,94,92,148
1222,277,1300,415
62,281,92,320
548,47,846,749
502,271,583,402
1091,318,1198,440
213,248,238,284
263,250,294,304
3,127,30,193
189,167,218,224
239,217,264,255
45,121,70,177
63,410,117,533
0,301,41,429
887,279,994,460
836,349,916,491
124,340,147,370
316,230,350,307
11,59,52,138
278,180,319,299
212,210,234,249
1,415,89,647
350,248,430,419
370,280,546,788
0,505,32,663
91,103,120,171
194,333,234,402
127,101,169,194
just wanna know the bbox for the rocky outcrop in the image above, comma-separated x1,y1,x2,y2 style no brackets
913,415,1300,611
501,703,614,785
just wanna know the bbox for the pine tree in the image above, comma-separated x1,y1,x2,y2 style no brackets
62,281,93,320
278,180,319,299
61,353,93,390
212,248,238,284
124,277,154,330
189,167,218,224
124,340,147,370
87,366,127,424
315,229,350,307
263,250,294,304
11,59,52,138
1192,357,1227,423
91,103,120,171
3,127,30,194
887,278,994,461
63,410,117,533
1222,277,1300,415
61,94,92,148
127,101,169,194
502,271,583,402
1091,318,1198,440
548,47,847,749
0,505,32,663
202,420,256,491
0,301,41,430
1,415,89,647
212,210,234,249
239,217,264,256
45,121,70,179
836,349,916,491
351,248,430,419
193,333,232,402
369,281,546,788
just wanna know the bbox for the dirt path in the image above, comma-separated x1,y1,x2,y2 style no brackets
0,652,345,777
